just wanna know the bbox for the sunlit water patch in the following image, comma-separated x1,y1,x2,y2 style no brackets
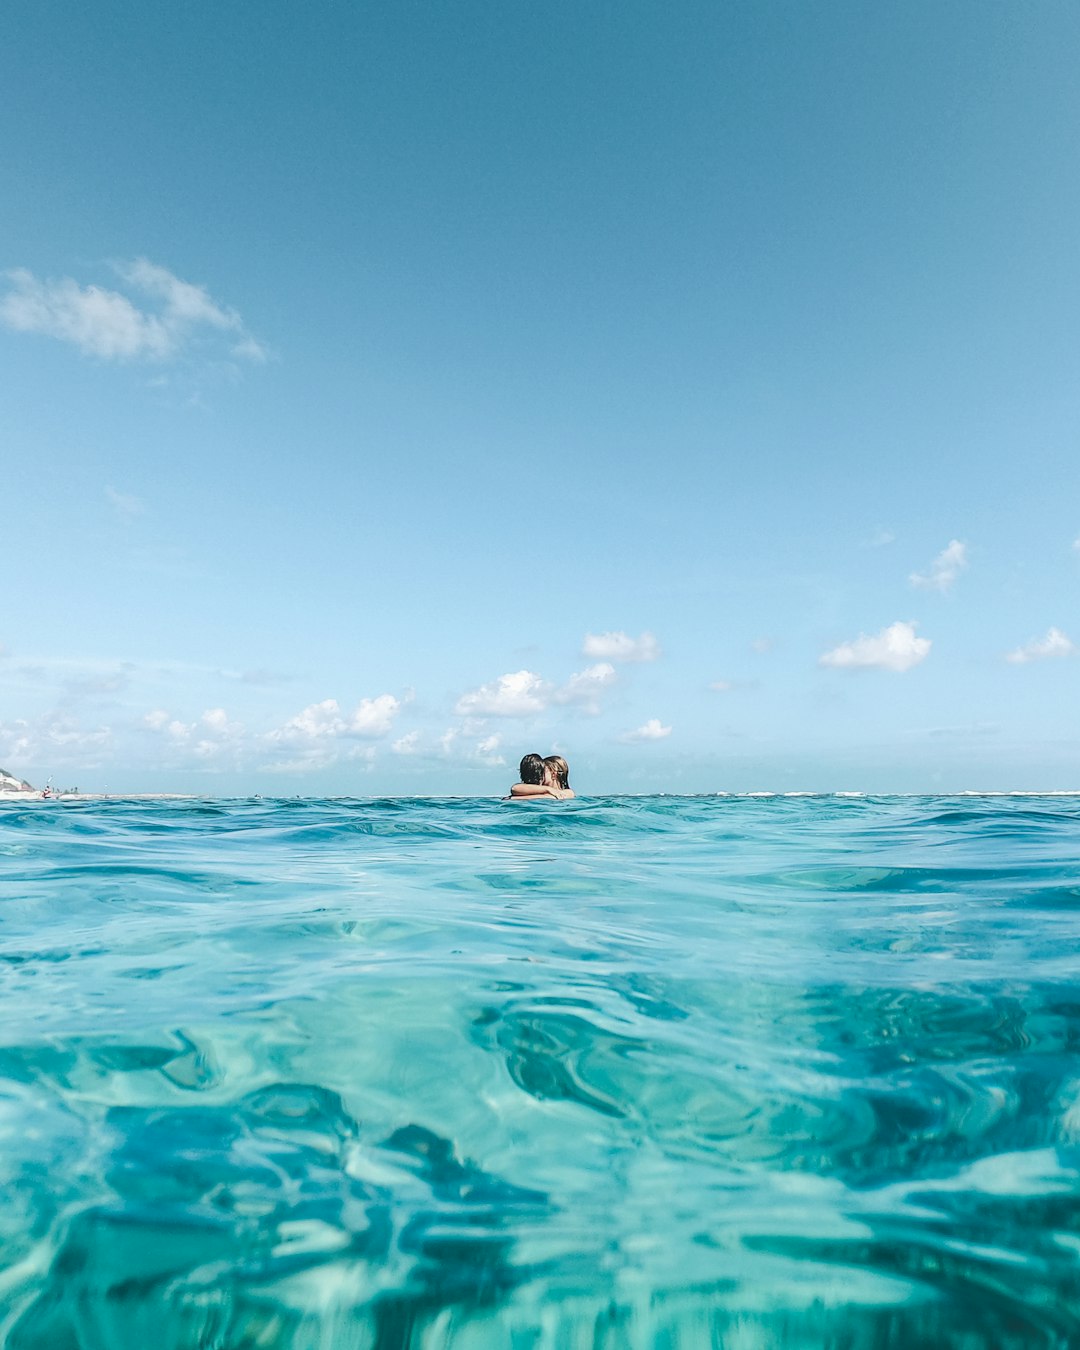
3,794,1080,1347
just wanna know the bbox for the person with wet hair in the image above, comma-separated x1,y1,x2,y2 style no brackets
542,755,574,799
508,753,562,800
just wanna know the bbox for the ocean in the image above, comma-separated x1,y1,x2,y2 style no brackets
1,793,1080,1348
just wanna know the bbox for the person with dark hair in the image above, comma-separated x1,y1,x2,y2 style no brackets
518,753,546,785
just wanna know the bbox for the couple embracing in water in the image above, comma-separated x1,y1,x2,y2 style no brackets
508,753,575,801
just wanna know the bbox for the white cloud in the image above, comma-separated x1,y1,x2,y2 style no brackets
455,670,551,718
552,662,617,713
475,733,505,766
0,260,265,366
1,268,172,359
820,621,931,673
230,335,270,363
456,661,620,719
41,717,111,752
115,258,240,331
910,539,967,592
582,630,660,663
865,527,896,548
267,694,400,743
267,698,342,742
348,694,400,736
0,713,111,767
143,707,241,762
432,727,505,765
144,711,195,742
1005,627,1075,664
392,731,421,756
620,718,672,743
710,680,734,692
750,637,774,654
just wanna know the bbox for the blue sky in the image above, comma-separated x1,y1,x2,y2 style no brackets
2,1,1079,793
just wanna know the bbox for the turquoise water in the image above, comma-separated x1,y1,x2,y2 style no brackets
2,794,1080,1347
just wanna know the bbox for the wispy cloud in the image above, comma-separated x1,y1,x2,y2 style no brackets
62,667,132,699
430,728,506,766
864,527,896,548
910,539,967,592
620,718,672,743
0,259,267,366
0,712,111,768
223,668,296,687
923,723,1000,739
143,706,245,764
582,630,660,662
551,663,616,714
155,694,400,774
105,486,145,520
820,621,931,673
1005,627,1075,664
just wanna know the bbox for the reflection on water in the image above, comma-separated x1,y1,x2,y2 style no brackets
2,794,1080,1345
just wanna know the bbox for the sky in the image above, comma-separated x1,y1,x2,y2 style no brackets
2,0,1079,794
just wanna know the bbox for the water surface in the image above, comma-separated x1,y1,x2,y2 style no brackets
2,794,1080,1347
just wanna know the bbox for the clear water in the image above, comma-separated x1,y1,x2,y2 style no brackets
2,794,1080,1348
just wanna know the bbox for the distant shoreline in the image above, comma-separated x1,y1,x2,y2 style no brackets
0,791,195,801
3,789,1080,802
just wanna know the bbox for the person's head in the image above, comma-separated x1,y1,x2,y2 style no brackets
519,753,546,785
543,755,570,790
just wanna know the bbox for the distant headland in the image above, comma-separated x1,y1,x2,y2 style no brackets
0,767,36,794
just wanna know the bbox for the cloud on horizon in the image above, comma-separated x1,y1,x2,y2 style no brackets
820,621,931,673
0,712,111,770
0,259,267,366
